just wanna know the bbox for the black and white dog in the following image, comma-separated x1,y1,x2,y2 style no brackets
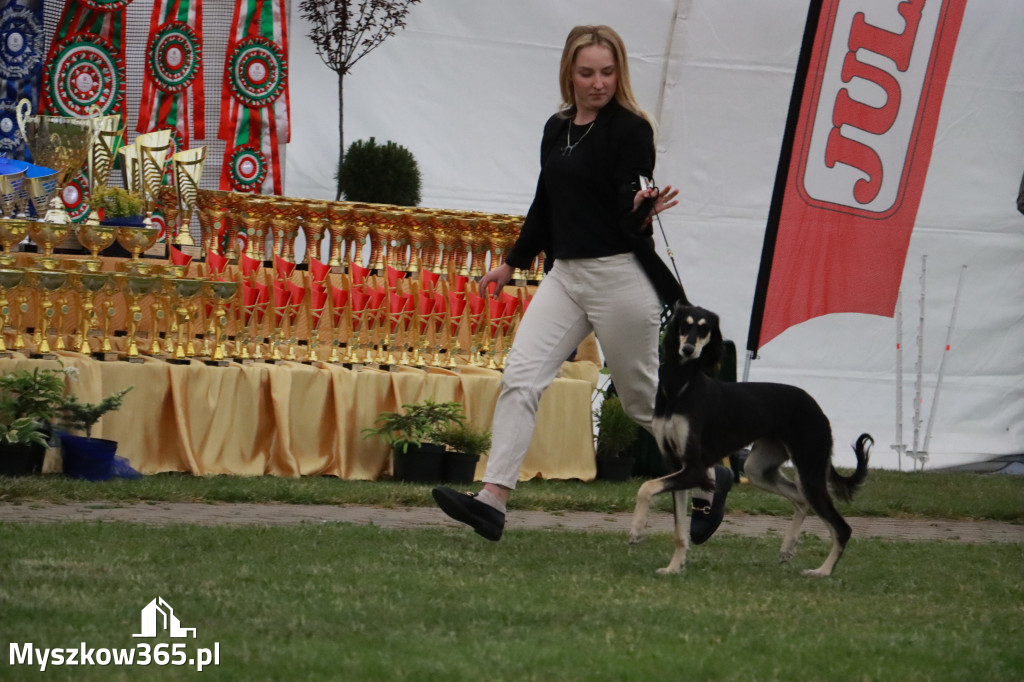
629,303,871,577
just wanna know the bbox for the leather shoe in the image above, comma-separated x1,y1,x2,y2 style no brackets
432,486,505,541
689,464,733,545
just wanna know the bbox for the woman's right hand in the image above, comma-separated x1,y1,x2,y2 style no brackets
479,262,514,298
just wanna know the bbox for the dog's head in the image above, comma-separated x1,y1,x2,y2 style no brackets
662,303,723,375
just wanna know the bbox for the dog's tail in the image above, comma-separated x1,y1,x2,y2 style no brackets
829,433,872,503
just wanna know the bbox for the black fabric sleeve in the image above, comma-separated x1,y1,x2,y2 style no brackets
505,115,565,270
612,114,656,236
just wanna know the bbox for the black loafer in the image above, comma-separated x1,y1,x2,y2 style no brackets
689,464,733,545
432,486,505,541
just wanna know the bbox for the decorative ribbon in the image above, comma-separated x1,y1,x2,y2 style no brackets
0,0,44,160
39,0,129,118
219,0,290,195
138,0,205,150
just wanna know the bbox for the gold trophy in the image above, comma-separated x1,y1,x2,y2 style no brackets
300,200,328,265
28,222,72,269
70,271,111,355
346,206,372,271
0,217,31,266
117,274,159,361
15,99,92,223
0,165,26,217
0,267,24,357
116,225,162,272
75,223,117,270
29,269,67,358
196,188,231,260
133,130,172,211
89,113,123,191
203,280,238,365
326,203,351,269
238,194,271,262
167,278,203,363
269,200,300,264
172,146,205,257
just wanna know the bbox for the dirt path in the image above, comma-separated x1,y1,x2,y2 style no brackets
1,501,1020,544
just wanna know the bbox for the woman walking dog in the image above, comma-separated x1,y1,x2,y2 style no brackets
433,24,731,542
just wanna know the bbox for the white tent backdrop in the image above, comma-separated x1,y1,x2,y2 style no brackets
285,0,1024,470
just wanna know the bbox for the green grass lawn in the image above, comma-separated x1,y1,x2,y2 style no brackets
1,468,1022,521
1,522,1021,682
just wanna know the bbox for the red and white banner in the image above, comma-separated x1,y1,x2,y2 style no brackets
747,0,966,352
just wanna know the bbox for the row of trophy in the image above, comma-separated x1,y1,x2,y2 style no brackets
195,190,543,283
0,256,529,369
0,98,208,264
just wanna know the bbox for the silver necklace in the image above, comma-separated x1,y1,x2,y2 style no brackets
562,120,595,156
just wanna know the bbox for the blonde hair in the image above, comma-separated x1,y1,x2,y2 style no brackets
557,25,652,127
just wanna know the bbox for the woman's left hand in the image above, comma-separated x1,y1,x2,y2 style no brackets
633,184,680,226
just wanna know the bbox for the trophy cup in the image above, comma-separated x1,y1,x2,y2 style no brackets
15,99,92,223
404,212,432,275
70,271,111,355
172,146,205,258
203,280,238,365
0,217,32,266
326,203,352,269
28,269,67,358
238,194,271,262
196,188,229,259
268,200,300,264
133,130,172,210
300,200,329,266
0,161,27,217
167,278,203,363
75,223,117,270
89,113,123,191
346,206,372,272
28,222,72,269
118,274,159,361
116,225,162,272
0,267,24,357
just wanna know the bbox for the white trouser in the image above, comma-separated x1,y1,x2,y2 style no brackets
483,253,663,489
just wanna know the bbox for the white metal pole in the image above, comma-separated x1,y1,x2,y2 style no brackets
921,265,967,462
911,255,927,471
742,350,754,383
892,292,905,471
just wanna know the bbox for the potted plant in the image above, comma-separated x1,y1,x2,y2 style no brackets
91,183,146,226
435,422,491,484
362,399,465,482
57,386,135,481
0,365,69,476
594,393,639,482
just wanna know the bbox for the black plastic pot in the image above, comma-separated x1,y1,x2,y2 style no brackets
442,451,479,484
0,441,47,477
595,454,636,482
392,443,445,483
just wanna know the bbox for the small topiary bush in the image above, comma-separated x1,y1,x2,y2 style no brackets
336,137,422,206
